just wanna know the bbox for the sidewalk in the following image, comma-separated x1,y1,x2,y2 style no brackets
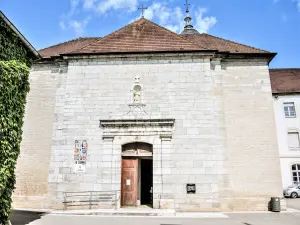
14,206,300,218
22,212,300,225
44,206,300,218
11,207,300,225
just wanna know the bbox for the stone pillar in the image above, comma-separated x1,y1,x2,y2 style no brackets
159,135,174,209
153,135,173,209
152,137,162,209
101,136,114,191
102,136,121,209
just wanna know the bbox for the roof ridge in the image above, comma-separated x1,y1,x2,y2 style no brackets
73,19,142,53
38,37,101,51
201,33,270,53
144,19,209,50
74,18,208,53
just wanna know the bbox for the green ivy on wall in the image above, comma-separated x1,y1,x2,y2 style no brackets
0,61,30,225
0,17,34,66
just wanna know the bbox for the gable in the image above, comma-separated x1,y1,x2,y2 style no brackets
69,18,206,54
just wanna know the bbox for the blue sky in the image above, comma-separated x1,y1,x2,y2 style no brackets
1,0,300,68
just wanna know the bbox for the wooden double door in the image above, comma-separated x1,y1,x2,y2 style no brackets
121,158,153,207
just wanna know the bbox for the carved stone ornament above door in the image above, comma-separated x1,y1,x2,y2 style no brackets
99,119,175,139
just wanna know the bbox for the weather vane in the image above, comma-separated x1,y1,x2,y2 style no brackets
138,4,148,18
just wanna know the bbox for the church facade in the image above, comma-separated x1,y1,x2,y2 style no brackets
13,16,284,211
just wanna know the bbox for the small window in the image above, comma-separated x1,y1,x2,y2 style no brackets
284,103,296,117
288,132,300,149
292,164,300,184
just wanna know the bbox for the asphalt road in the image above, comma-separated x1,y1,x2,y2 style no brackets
286,198,300,210
23,213,300,225
10,210,45,225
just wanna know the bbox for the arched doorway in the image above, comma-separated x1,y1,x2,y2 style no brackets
121,142,153,207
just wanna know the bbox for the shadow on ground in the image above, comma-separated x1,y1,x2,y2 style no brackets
10,210,46,225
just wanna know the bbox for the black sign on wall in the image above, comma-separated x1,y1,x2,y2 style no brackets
186,184,196,194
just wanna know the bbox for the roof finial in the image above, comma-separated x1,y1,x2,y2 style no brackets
185,0,190,14
184,0,192,29
180,0,200,35
138,4,148,18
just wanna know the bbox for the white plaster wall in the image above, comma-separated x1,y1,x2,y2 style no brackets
273,95,300,187
280,158,300,188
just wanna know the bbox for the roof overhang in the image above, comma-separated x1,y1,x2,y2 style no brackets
60,50,218,60
60,49,217,57
223,52,277,64
0,11,41,59
59,50,276,63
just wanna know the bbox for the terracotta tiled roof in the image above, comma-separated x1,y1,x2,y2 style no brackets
38,18,272,57
270,69,300,94
38,37,101,57
181,33,270,54
70,18,206,54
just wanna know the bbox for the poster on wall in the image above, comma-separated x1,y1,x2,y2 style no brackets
74,140,88,173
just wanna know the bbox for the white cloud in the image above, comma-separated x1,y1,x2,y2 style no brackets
143,2,185,33
194,8,217,33
69,0,80,17
83,0,138,14
142,2,216,34
83,0,96,9
60,0,217,35
59,0,92,35
69,17,91,36
295,0,300,11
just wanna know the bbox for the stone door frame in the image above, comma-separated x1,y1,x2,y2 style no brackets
99,118,175,209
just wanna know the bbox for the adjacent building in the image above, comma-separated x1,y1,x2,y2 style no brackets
271,69,300,188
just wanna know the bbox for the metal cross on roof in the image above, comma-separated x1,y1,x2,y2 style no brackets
184,0,190,13
138,4,148,18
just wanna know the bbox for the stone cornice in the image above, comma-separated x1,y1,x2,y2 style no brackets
99,118,175,139
100,119,175,128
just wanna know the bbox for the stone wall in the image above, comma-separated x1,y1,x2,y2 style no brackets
13,63,65,209
222,60,283,210
14,54,284,211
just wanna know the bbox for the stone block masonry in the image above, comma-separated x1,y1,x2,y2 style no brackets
13,53,284,211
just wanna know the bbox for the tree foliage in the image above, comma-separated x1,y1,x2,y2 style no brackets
0,60,30,225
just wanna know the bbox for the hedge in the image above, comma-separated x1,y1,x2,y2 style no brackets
0,60,30,225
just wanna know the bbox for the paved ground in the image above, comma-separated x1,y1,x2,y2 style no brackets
286,198,300,210
23,213,300,225
10,210,45,225
10,198,300,225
